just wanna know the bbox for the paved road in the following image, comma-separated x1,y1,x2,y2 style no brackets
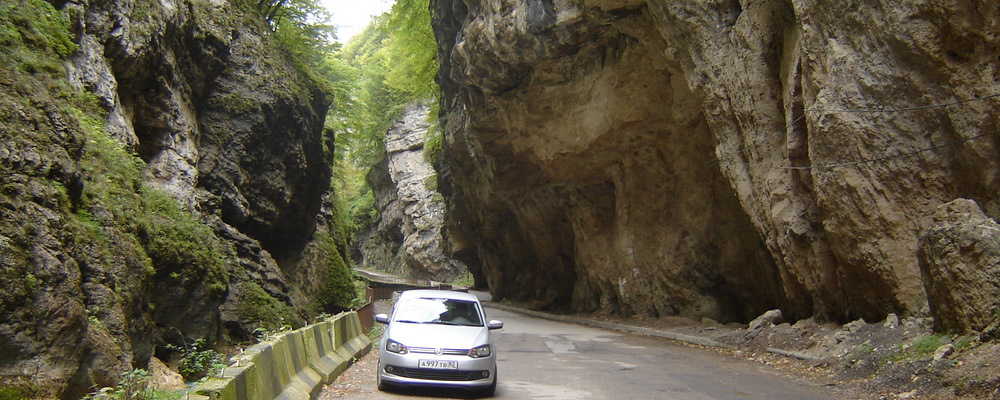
320,307,843,399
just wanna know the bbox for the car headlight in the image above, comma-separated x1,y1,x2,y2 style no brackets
469,344,491,358
385,339,408,354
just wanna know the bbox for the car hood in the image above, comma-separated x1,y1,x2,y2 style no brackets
386,322,490,349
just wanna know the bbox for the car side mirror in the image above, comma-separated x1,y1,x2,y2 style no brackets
375,313,389,324
488,320,503,330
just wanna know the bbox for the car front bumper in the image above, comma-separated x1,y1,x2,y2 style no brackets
378,350,497,389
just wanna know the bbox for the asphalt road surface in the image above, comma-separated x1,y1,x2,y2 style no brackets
319,307,843,400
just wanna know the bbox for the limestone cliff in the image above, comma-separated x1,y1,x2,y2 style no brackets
356,102,467,282
0,0,341,396
431,0,1000,325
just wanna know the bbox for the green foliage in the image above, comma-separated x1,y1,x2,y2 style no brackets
140,188,231,295
0,0,91,317
246,0,340,100
954,336,973,352
911,333,947,357
0,0,96,122
0,383,39,400
236,282,299,331
450,272,475,289
324,0,442,238
886,333,949,364
838,342,878,371
80,369,182,400
81,369,153,400
0,0,76,74
270,0,336,58
423,127,444,163
329,161,376,236
164,339,225,381
378,0,438,99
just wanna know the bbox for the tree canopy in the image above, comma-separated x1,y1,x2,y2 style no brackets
324,0,440,231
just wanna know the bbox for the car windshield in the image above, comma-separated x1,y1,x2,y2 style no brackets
393,297,484,327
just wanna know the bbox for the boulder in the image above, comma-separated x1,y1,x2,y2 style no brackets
919,199,1000,333
748,309,785,331
147,357,186,391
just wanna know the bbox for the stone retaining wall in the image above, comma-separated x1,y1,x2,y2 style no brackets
193,311,371,400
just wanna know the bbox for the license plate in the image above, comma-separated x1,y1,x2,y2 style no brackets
418,359,458,370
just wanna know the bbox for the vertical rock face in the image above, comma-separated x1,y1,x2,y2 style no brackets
1,0,336,396
431,0,1000,323
357,103,466,282
75,0,331,259
71,0,332,322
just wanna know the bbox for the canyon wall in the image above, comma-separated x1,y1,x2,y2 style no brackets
356,102,467,282
1,0,343,396
431,0,1000,324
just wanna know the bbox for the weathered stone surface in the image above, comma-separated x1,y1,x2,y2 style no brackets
919,199,1000,333
432,0,1000,322
357,102,467,282
1,0,335,395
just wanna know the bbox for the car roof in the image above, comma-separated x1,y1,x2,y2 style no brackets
398,289,480,302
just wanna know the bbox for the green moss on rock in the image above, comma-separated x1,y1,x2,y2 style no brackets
313,234,357,313
236,282,298,330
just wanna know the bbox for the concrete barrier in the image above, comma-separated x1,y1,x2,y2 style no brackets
193,311,372,400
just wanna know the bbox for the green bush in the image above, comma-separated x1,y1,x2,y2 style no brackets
164,339,224,381
139,188,231,296
79,368,184,400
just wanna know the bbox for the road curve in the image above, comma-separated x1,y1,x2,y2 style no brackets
319,305,851,400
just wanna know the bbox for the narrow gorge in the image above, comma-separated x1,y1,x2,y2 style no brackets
2,0,1000,397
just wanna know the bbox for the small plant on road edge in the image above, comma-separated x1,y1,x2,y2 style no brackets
80,369,181,400
165,339,225,381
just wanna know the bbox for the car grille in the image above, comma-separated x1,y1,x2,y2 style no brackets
387,366,489,381
408,347,469,355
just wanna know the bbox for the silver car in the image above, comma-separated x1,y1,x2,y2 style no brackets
375,289,503,396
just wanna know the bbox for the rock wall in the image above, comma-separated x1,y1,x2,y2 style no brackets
0,0,339,396
431,0,1000,324
356,102,467,282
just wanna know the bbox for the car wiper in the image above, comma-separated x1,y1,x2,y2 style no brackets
430,320,460,325
395,320,425,324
